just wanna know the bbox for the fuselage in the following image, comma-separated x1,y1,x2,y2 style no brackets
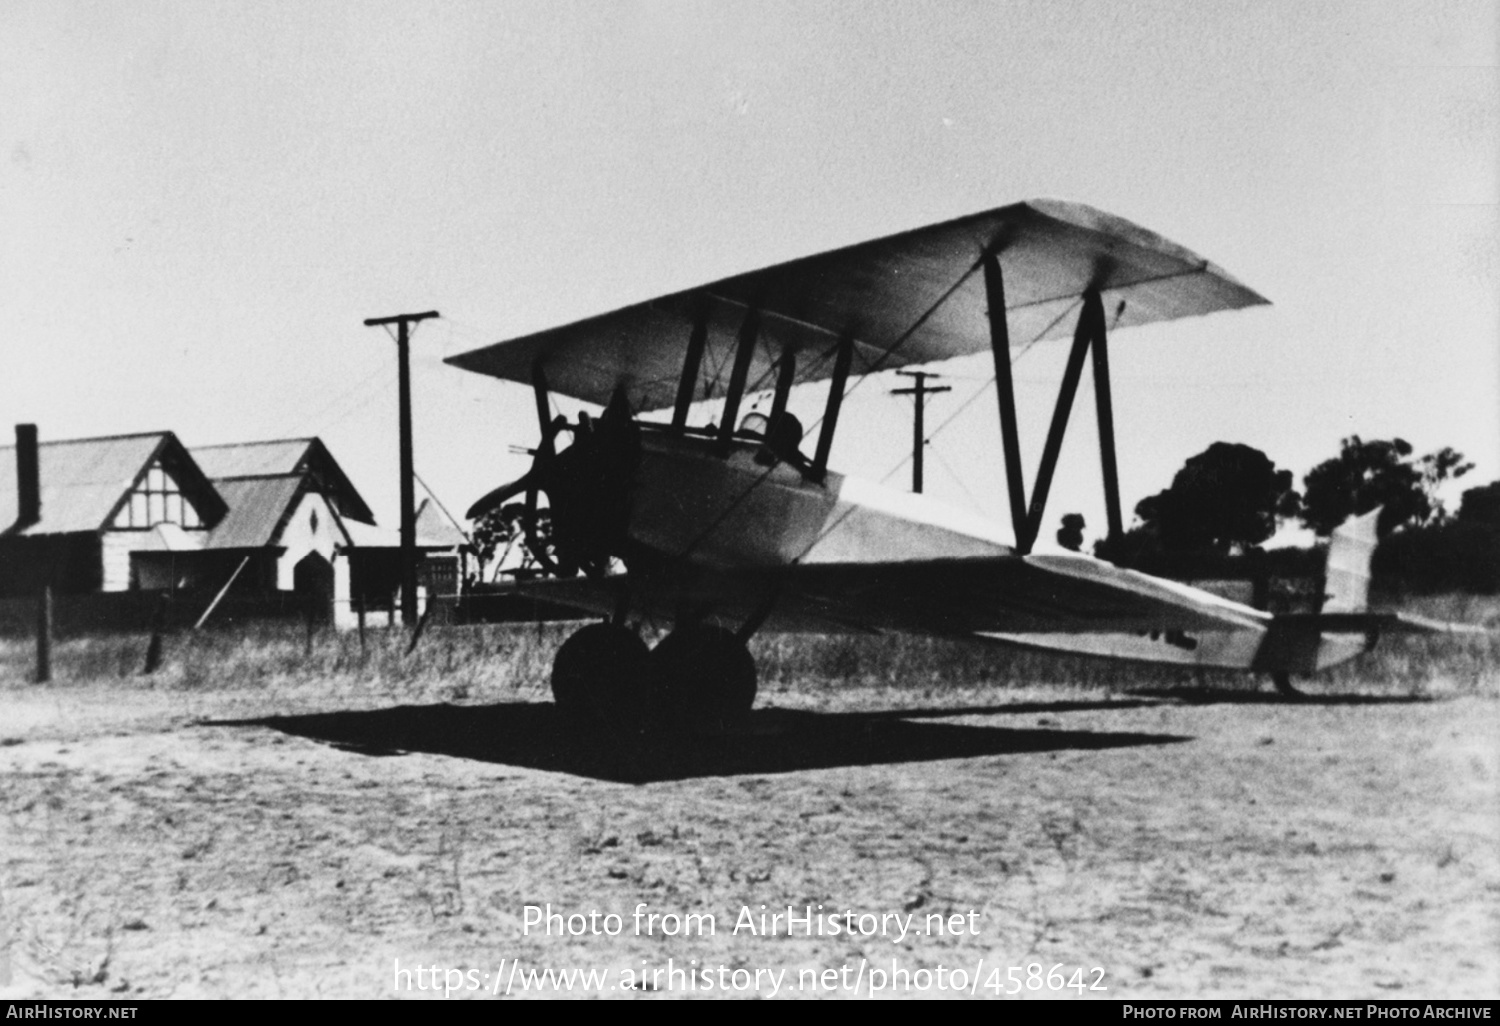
628,425,1014,568
620,425,1368,675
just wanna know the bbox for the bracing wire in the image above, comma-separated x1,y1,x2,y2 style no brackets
674,279,1065,562
414,469,473,545
926,443,989,516
791,296,1101,557
916,297,1083,451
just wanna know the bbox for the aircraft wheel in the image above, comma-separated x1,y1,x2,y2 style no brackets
552,622,650,728
1270,672,1305,699
649,625,757,733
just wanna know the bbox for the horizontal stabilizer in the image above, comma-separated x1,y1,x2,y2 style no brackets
1274,611,1492,636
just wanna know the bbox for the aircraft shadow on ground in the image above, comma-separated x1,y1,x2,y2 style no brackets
207,702,1190,785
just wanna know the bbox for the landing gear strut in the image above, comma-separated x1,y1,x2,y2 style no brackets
1270,672,1305,699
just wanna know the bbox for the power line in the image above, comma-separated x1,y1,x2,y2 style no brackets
305,361,399,436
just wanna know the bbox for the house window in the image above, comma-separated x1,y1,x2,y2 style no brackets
113,461,205,529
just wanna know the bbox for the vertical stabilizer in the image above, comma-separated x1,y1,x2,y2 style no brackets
1322,507,1381,612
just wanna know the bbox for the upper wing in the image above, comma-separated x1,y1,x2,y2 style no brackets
496,551,1268,637
446,199,1268,411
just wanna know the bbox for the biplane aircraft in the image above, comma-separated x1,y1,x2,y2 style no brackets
447,199,1460,732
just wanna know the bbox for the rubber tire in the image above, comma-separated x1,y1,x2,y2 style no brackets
648,625,757,733
551,622,650,728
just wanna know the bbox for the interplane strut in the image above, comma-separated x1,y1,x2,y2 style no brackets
983,264,1122,554
982,252,1030,547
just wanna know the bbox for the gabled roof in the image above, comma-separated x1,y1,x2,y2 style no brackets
204,478,463,552
203,475,312,550
340,516,462,550
1,432,227,537
193,437,375,524
192,438,314,478
416,497,470,548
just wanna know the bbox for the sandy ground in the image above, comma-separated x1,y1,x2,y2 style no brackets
1,678,1496,1000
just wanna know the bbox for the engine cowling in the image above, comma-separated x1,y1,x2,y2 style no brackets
466,389,641,579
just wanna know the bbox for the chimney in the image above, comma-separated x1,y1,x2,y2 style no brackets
15,424,39,529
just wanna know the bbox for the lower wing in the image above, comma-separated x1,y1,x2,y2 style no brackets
489,552,1269,638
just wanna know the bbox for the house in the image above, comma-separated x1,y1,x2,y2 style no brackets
0,427,228,597
2,425,465,630
188,437,377,625
190,437,468,625
192,437,376,524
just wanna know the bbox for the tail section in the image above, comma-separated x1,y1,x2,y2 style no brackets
1267,506,1488,675
1321,507,1380,613
1251,507,1383,677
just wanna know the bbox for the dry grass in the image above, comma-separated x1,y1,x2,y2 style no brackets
2,595,1496,709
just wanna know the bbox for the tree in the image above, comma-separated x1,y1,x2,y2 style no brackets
1300,436,1472,537
1371,478,1500,595
1131,442,1300,553
1458,480,1500,527
1056,513,1086,552
471,502,555,581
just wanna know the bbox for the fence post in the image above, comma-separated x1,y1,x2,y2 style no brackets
142,593,169,675
35,586,52,684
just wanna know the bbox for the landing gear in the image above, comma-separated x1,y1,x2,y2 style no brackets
648,625,758,733
551,622,650,728
1270,672,1305,699
550,622,759,734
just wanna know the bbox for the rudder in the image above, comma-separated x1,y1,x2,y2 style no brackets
1322,507,1380,613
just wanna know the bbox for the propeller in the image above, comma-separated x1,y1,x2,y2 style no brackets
465,473,534,521
465,414,564,574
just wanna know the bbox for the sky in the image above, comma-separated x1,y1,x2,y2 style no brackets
3,0,1496,551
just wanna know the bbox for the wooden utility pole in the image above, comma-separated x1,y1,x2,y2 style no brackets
364,310,439,627
890,371,951,493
